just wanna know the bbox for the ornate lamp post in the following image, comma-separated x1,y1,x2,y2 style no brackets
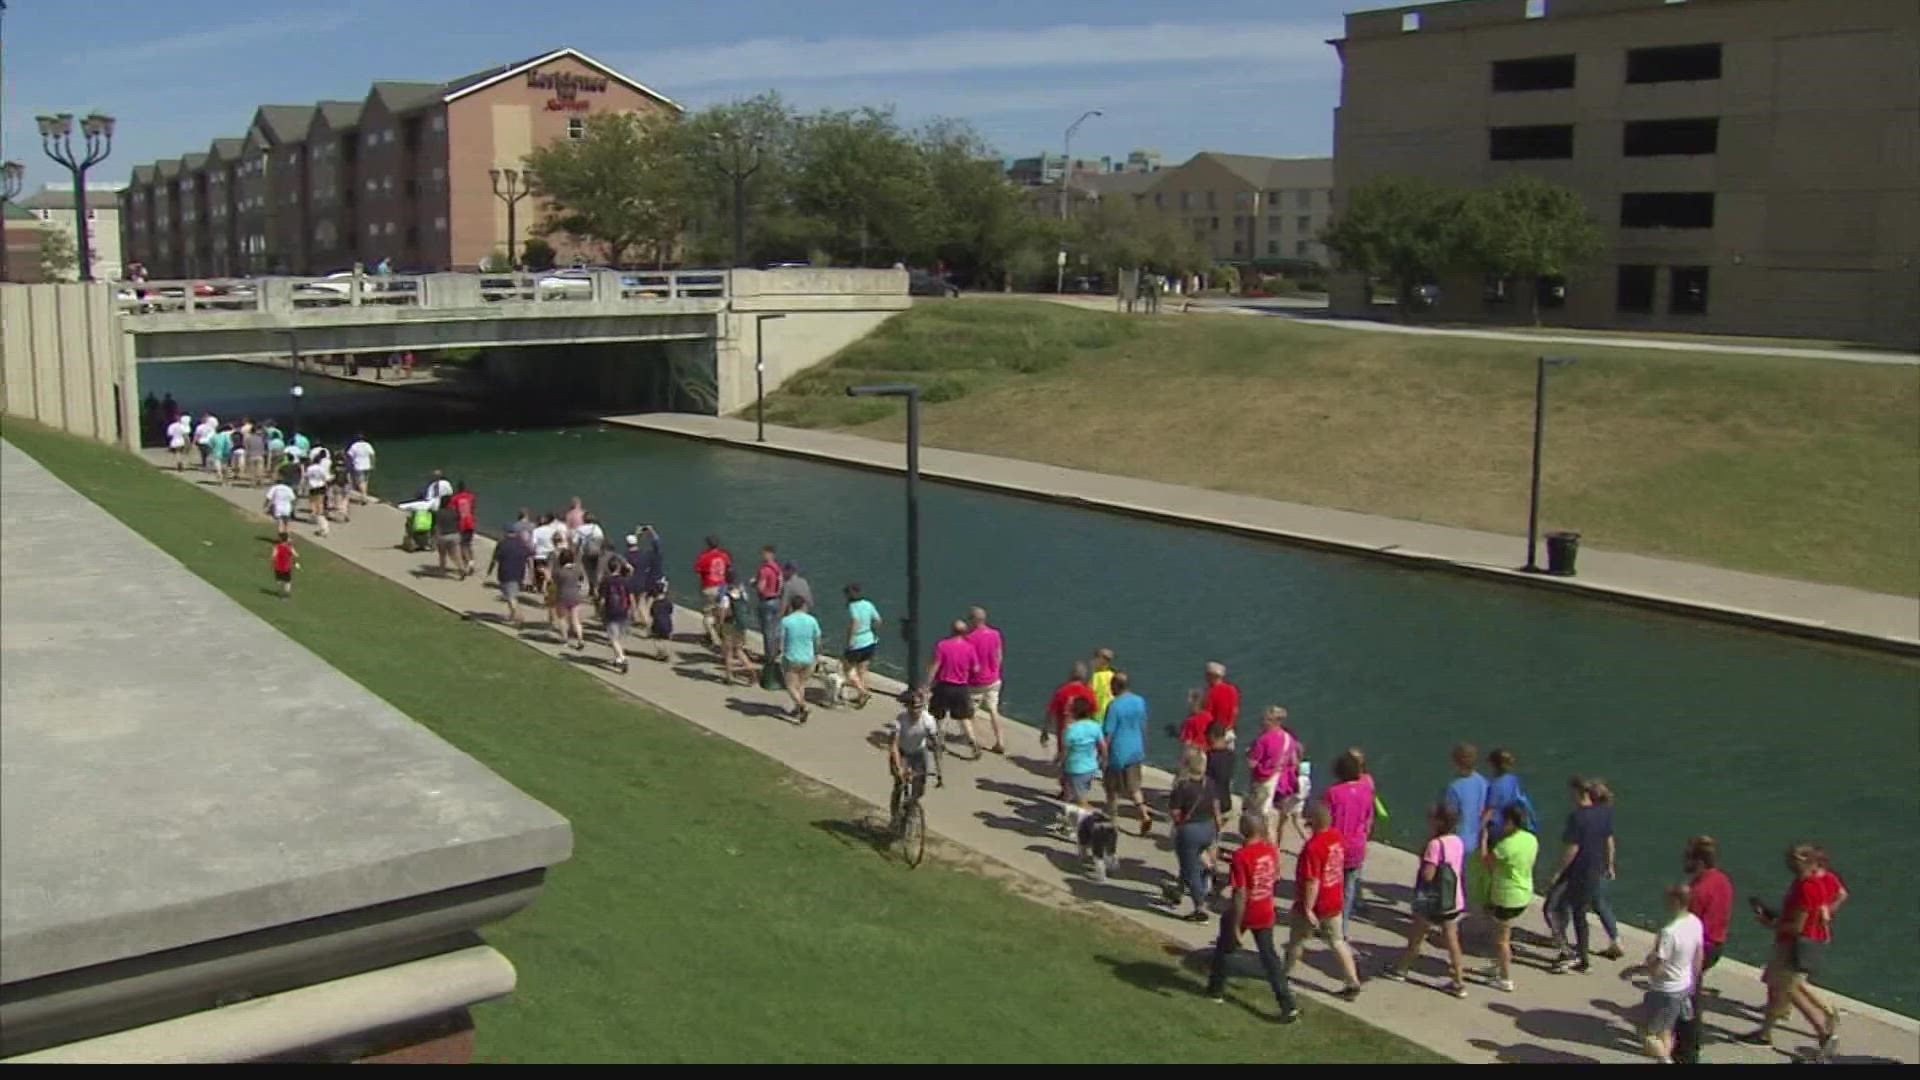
36,112,114,281
488,167,531,269
1,160,23,282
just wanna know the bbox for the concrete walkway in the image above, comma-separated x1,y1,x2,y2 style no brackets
605,415,1920,653
138,450,1918,1065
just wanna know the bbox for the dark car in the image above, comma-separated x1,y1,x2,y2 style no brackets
908,270,959,298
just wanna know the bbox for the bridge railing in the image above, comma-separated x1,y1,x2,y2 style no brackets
115,270,734,317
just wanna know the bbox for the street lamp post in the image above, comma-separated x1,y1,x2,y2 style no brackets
35,112,113,281
754,312,786,443
1055,109,1102,294
846,383,922,680
285,331,304,439
709,131,764,268
1,160,23,283
488,168,530,269
1523,355,1576,572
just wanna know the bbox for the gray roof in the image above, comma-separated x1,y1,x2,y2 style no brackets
19,188,122,211
1190,152,1333,189
1076,171,1161,199
208,137,245,163
155,159,183,179
316,99,364,131
180,152,208,172
130,165,155,185
253,104,315,144
370,81,443,114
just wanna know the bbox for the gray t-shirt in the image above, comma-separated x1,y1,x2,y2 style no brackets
781,573,814,612
555,565,586,605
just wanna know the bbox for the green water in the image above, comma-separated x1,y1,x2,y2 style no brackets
140,362,1920,1014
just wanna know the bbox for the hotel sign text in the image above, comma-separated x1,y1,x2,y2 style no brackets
528,69,609,111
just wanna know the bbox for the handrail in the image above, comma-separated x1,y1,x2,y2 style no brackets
111,270,735,317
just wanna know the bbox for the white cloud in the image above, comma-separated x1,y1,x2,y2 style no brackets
631,20,1340,88
81,10,362,68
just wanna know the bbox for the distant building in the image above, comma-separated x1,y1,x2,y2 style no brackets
1329,0,1920,345
3,202,45,283
119,47,681,277
1007,152,1110,187
16,185,123,281
1119,148,1164,174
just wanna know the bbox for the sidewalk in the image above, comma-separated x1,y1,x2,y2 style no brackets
605,415,1920,653
141,451,1919,1065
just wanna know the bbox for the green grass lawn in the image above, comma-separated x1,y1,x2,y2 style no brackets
765,300,1920,595
1,418,1438,1064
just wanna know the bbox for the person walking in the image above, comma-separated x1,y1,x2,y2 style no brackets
1044,662,1098,798
1547,777,1613,975
1168,747,1223,923
599,557,635,674
1473,804,1538,993
1246,706,1304,844
1201,661,1240,818
270,535,300,599
923,620,980,756
1282,802,1365,1000
755,546,784,660
1101,672,1153,837
778,594,822,723
716,574,753,685
694,536,733,647
842,584,882,708
449,481,477,579
1204,811,1301,1023
530,513,559,592
552,550,588,650
432,496,462,577
346,434,375,503
1744,843,1844,1059
242,424,267,486
1380,803,1470,997
1089,647,1116,719
192,413,217,471
1586,780,1627,960
1325,747,1377,939
264,476,297,540
165,412,192,470
1443,743,1491,868
965,606,1007,754
1626,884,1706,1064
1058,696,1105,821
302,451,331,537
487,523,533,627
209,424,234,486
1673,835,1733,1064
574,512,607,592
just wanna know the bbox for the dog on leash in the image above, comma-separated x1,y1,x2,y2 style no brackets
816,657,846,709
1061,803,1120,881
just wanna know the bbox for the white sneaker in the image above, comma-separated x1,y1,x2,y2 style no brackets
1489,977,1515,993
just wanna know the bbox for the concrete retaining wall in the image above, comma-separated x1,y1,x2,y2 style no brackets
0,284,134,447
716,268,911,414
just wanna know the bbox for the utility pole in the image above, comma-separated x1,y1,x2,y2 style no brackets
709,130,763,268
1055,109,1102,294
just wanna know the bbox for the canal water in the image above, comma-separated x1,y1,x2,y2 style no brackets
141,362,1920,1014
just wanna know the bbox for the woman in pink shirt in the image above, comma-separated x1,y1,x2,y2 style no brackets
1324,747,1376,939
922,619,981,758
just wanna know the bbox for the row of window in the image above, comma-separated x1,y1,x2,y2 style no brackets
1474,265,1709,315
1491,43,1721,93
1488,117,1717,161
1189,215,1317,233
1162,188,1318,212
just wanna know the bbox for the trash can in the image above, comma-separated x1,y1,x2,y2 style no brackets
1545,530,1581,577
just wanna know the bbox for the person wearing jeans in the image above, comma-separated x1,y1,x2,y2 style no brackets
1205,812,1300,1022
1548,778,1612,974
1324,747,1377,939
1168,749,1222,922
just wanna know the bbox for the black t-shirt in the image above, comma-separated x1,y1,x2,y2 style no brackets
1562,804,1614,882
434,504,461,536
1169,778,1217,825
494,534,531,583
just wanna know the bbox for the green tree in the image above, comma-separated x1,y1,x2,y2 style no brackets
38,228,77,281
790,107,935,266
518,237,557,271
1319,175,1470,319
678,93,805,266
918,118,1047,288
1462,174,1602,324
524,112,689,267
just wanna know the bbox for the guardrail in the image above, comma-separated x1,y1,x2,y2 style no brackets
115,270,733,317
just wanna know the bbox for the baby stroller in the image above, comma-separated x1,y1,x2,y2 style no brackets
400,505,434,552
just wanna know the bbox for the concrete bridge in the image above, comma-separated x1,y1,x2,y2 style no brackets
1,268,909,447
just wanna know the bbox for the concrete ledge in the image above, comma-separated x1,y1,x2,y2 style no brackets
2,945,514,1064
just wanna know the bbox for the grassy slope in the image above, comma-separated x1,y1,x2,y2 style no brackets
765,301,1920,595
1,419,1437,1065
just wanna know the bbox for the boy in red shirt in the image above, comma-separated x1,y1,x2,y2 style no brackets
271,536,300,599
1284,803,1364,999
1204,811,1299,1022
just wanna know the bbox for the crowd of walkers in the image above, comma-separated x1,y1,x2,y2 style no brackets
260,481,1854,1064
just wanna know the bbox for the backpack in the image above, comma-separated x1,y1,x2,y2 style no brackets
1412,835,1462,919
604,578,631,619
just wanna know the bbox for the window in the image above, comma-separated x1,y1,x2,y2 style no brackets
1626,43,1720,84
1154,193,1164,208
431,166,446,181
1210,216,1219,231
1296,191,1311,209
385,221,397,235
367,223,379,237
1267,189,1282,204
1484,274,1515,305
37,209,50,221
1489,124,1575,160
1616,265,1656,313
1267,240,1278,255
430,114,445,133
1622,117,1717,156
1179,192,1191,210
1401,12,1420,32
1205,191,1217,210
1525,0,1546,17
568,117,585,140
434,215,448,231
1620,192,1714,229
366,178,378,193
1296,215,1311,233
1234,191,1250,208
1491,54,1576,92
383,176,394,192
1536,274,1567,310
1232,239,1244,255
1669,266,1709,314
1267,215,1280,230
1295,241,1309,256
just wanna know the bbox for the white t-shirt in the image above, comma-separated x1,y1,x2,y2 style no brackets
573,521,605,552
286,443,308,462
892,708,940,757
192,420,216,446
1649,911,1705,994
428,478,453,506
531,522,558,559
347,440,374,472
265,483,295,518
303,462,329,492
166,419,190,449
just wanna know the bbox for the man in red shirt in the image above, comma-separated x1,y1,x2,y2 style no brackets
1043,661,1097,797
1674,835,1733,1064
1204,811,1299,1022
1283,803,1363,999
1202,661,1239,820
754,545,785,660
693,535,732,646
448,481,477,579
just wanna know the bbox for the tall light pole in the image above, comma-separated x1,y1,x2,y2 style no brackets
753,312,785,443
284,330,304,440
1,160,22,283
36,111,113,281
488,167,530,269
846,383,922,681
709,130,764,268
1055,109,1102,294
1523,355,1576,573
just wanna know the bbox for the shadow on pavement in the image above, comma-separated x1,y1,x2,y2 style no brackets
1485,1000,1638,1055
1466,1037,1600,1064
724,696,794,721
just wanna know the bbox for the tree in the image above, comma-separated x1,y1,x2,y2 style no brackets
678,93,806,266
1462,174,1602,324
518,237,557,271
918,118,1047,288
524,112,689,267
790,107,935,266
1319,176,1470,319
38,228,77,281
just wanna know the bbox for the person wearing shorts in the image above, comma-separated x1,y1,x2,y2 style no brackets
1630,884,1705,1064
432,500,462,577
489,528,532,627
1100,673,1152,836
842,584,882,707
889,690,941,814
1746,844,1843,1058
264,479,296,541
1476,804,1538,992
923,619,979,751
694,536,733,647
778,594,822,723
1058,697,1105,829
965,606,1006,754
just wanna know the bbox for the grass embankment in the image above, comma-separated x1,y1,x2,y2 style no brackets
764,301,1920,595
1,419,1437,1065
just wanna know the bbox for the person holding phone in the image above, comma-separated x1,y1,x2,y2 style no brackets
1743,843,1845,1061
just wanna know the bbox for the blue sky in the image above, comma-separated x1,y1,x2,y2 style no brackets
2,0,1377,193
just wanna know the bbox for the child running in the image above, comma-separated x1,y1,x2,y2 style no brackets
271,535,300,599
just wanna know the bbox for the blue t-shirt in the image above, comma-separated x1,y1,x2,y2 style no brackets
1562,804,1614,883
1102,693,1149,769
210,431,233,461
1444,772,1491,853
1062,719,1104,776
847,598,880,650
780,611,821,665
1484,772,1534,843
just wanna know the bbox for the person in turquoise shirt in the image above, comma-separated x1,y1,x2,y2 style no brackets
842,584,882,708
1101,672,1153,835
292,431,312,454
1060,696,1106,823
779,595,822,723
209,427,234,484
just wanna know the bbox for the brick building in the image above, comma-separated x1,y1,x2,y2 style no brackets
118,48,679,278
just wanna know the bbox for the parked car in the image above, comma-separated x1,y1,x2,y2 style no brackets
908,270,959,298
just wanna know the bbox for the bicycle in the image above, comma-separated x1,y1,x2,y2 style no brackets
888,764,930,868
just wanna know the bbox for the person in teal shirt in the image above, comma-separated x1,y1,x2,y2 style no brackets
843,584,882,708
1059,696,1105,828
209,427,234,483
778,596,822,723
292,432,312,454
1101,672,1153,834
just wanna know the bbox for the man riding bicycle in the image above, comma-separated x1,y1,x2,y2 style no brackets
890,689,942,817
